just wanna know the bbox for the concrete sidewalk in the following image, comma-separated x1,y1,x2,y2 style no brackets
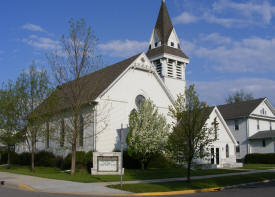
0,172,131,194
1,169,275,195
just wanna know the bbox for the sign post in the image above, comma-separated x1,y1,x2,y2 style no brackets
120,123,124,188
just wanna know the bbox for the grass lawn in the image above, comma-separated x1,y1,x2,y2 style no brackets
108,172,275,193
0,165,241,183
242,163,275,170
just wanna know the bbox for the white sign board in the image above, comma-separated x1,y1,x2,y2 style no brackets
98,160,118,172
91,152,124,175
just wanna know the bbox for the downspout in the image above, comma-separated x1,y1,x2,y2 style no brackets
246,118,250,154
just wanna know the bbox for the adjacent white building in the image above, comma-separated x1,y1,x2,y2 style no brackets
218,98,275,161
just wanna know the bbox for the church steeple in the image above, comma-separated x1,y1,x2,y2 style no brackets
146,0,189,99
154,0,174,46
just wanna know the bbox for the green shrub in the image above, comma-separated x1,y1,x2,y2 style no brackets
147,153,176,169
0,149,8,164
85,150,94,173
14,152,31,165
62,151,87,170
35,151,56,167
245,153,275,164
123,150,141,169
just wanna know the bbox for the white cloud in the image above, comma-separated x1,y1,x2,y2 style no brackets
22,23,47,33
174,12,199,24
181,36,275,73
22,35,60,50
202,12,255,27
174,0,274,27
99,40,148,58
213,0,275,24
200,33,231,44
192,78,275,106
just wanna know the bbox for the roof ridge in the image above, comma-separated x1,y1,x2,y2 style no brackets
217,97,265,107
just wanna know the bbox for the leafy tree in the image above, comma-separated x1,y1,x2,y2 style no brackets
168,85,216,182
226,89,254,104
16,64,53,172
0,81,23,168
127,99,169,171
47,18,106,175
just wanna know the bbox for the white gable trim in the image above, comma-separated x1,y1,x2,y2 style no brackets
250,98,275,118
95,53,175,105
213,106,238,145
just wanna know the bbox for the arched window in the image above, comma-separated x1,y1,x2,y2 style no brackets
79,115,84,147
226,144,229,158
60,119,65,147
135,95,145,107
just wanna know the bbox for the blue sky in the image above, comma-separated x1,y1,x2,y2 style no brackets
0,0,275,106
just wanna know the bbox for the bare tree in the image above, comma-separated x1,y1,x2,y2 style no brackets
47,18,107,175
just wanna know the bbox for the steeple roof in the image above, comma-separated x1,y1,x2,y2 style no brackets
154,0,174,45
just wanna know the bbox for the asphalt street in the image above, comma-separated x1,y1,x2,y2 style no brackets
1,181,275,197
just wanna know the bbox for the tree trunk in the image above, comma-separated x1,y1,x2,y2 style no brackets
7,146,10,169
71,141,76,175
187,160,191,183
31,137,35,172
141,162,145,171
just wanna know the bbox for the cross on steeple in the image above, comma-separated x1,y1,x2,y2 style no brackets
212,117,219,139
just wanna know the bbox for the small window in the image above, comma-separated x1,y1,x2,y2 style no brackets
234,120,239,131
60,119,65,147
79,115,84,147
260,108,266,115
257,120,260,130
171,42,174,47
262,139,266,147
226,144,229,158
149,45,151,50
46,122,50,149
155,42,158,47
236,141,240,153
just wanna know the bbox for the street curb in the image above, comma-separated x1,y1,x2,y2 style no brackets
18,184,36,191
14,184,222,196
130,187,222,196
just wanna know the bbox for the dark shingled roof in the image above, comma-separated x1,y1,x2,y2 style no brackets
154,0,174,45
39,53,141,113
249,130,275,140
147,45,189,59
217,98,265,120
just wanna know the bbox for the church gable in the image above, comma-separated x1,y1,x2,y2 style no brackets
98,53,174,108
206,107,237,145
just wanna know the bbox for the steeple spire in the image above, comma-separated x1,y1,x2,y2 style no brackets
154,0,174,45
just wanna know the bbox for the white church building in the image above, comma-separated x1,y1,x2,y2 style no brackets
18,0,242,168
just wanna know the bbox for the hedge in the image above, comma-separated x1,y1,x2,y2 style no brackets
244,153,275,164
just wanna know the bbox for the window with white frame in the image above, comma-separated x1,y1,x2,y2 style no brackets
257,120,260,130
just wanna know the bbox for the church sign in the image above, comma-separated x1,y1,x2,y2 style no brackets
91,152,124,175
97,156,118,172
